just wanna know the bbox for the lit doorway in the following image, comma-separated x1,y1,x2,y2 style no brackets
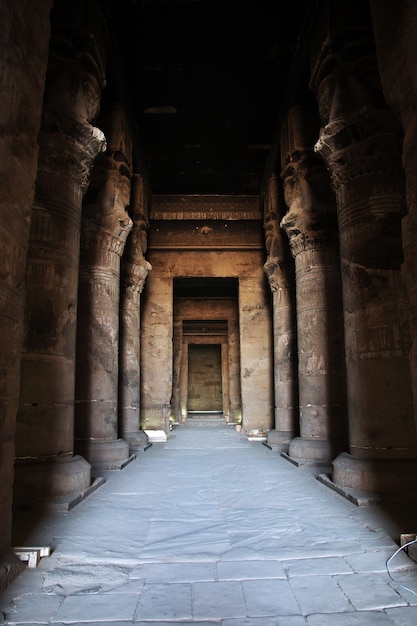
172,277,241,424
188,343,222,415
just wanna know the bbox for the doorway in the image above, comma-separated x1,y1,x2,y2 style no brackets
187,344,222,414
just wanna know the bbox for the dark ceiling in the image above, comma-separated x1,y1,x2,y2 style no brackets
102,0,313,196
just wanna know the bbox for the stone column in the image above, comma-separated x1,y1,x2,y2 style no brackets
263,174,298,452
238,274,274,436
119,173,152,452
14,0,106,503
0,0,53,590
179,342,189,422
370,0,417,444
171,315,183,422
228,316,242,424
311,2,417,493
75,104,133,469
280,106,348,465
141,270,174,432
221,342,231,421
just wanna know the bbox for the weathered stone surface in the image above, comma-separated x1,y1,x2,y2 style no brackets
75,104,133,468
311,0,417,490
15,0,106,493
278,105,347,464
370,0,417,439
119,173,152,452
263,174,298,451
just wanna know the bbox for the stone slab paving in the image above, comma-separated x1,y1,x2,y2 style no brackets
1,419,417,625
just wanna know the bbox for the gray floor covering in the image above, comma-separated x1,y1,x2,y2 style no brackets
1,419,417,625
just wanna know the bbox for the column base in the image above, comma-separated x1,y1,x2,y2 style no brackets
76,438,134,470
263,429,294,453
13,455,92,506
286,435,344,465
331,451,417,496
122,430,152,453
141,403,172,432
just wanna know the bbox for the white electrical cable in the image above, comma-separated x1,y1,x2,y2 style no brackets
386,537,417,596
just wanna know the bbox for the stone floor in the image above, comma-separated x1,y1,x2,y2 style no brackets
2,419,417,625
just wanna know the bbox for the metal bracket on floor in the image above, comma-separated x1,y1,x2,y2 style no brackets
13,546,51,569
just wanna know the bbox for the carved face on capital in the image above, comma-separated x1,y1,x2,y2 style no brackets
264,212,282,259
87,154,131,218
45,58,102,123
131,214,148,257
281,151,337,240
283,152,332,210
116,158,133,209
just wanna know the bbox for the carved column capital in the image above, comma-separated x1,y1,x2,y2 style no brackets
263,257,293,292
122,211,152,290
122,258,152,298
314,106,404,192
280,106,338,256
82,104,135,258
263,173,294,291
310,27,404,194
37,0,107,194
82,165,133,257
37,117,106,194
126,172,149,259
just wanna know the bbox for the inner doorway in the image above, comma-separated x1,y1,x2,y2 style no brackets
172,277,241,423
188,344,222,415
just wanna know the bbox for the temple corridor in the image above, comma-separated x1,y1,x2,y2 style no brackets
2,0,417,621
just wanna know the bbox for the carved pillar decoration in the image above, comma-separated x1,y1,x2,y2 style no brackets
119,173,152,452
280,105,348,465
75,103,133,469
14,0,107,504
369,0,417,439
311,2,417,494
263,173,298,452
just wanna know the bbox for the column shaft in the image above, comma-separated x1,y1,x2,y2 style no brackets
263,174,298,451
14,0,106,502
140,274,174,431
311,2,417,492
370,0,417,446
281,105,348,465
75,104,133,469
119,174,152,451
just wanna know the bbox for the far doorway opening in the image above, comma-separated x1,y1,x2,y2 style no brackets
172,277,241,424
188,343,223,417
